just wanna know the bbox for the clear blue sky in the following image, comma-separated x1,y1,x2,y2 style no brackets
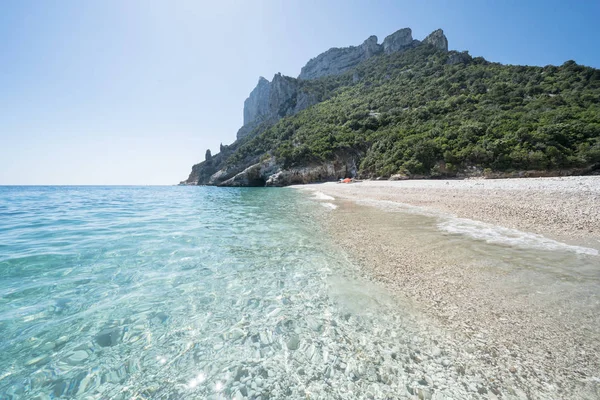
1,0,598,185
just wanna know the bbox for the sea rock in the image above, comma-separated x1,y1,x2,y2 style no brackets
264,158,358,187
305,316,323,332
25,355,50,366
286,336,300,350
219,160,274,187
227,328,246,341
216,154,358,187
95,327,122,347
66,350,89,365
417,388,432,400
183,143,236,185
154,311,169,323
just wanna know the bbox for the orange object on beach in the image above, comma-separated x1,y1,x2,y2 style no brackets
342,178,352,183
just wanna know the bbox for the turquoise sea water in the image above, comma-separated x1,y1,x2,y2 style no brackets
0,186,412,399
3,186,598,399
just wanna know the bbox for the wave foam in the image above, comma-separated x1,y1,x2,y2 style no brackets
439,218,598,256
355,199,445,218
313,192,335,201
321,203,338,210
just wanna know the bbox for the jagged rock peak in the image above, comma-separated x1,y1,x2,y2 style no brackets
382,28,417,54
243,76,271,126
239,27,451,138
423,29,448,52
298,27,449,80
297,35,384,80
361,35,381,58
268,73,299,118
238,73,320,139
446,51,472,65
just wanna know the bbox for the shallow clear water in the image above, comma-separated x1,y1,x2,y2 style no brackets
3,186,598,399
0,186,421,399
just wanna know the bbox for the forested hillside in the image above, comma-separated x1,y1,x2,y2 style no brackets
184,42,600,185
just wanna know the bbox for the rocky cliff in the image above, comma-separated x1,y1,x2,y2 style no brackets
298,28,431,80
237,28,448,140
382,28,419,54
243,77,270,126
298,35,382,80
423,29,449,52
184,27,452,186
218,156,358,187
237,73,319,139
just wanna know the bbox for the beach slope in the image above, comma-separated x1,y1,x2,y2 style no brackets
297,176,600,399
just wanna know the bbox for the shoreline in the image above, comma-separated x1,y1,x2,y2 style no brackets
295,176,600,399
301,176,600,248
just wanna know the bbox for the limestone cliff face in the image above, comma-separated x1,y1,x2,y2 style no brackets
298,35,383,80
446,50,472,65
217,156,358,187
243,77,270,126
268,73,298,118
184,27,451,186
237,73,319,139
297,28,437,80
237,28,449,140
382,28,418,54
423,29,449,52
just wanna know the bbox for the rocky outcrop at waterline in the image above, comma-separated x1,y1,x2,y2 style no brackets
183,154,358,187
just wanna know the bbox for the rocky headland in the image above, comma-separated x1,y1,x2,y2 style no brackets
182,28,461,187
181,27,599,187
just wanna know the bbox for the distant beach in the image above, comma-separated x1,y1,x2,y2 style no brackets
297,176,600,399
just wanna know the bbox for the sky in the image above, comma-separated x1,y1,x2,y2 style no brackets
1,0,599,185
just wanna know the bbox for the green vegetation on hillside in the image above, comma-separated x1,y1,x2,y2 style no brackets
229,45,600,178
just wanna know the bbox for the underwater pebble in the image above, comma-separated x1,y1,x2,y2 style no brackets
95,327,121,347
66,350,89,365
286,336,300,350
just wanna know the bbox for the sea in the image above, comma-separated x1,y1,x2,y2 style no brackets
1,186,598,399
0,186,414,399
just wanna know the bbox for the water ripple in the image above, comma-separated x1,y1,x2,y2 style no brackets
1,186,412,399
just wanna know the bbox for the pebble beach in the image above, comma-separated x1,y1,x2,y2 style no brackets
296,176,600,399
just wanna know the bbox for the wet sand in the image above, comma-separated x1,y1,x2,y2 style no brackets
306,176,600,246
294,176,600,399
